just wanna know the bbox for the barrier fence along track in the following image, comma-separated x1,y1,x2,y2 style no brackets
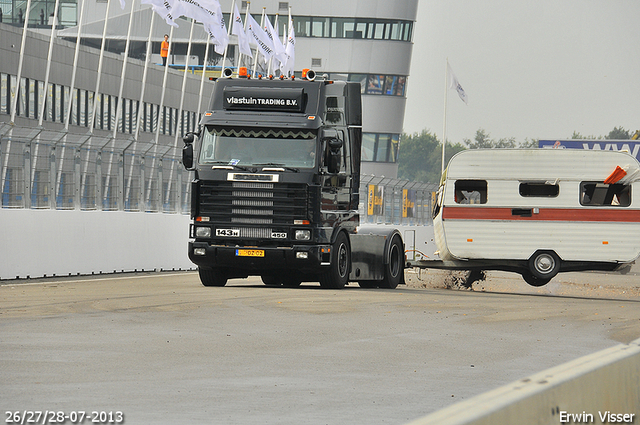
0,123,192,213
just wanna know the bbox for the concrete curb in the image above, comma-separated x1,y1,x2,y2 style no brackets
405,338,640,425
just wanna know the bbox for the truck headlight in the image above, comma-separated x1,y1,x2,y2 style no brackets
195,226,211,238
295,230,311,241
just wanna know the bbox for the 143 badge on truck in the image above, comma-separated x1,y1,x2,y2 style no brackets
216,229,239,237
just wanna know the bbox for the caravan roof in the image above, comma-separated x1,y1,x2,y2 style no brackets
445,149,640,182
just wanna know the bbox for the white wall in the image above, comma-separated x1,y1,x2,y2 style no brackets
0,209,193,280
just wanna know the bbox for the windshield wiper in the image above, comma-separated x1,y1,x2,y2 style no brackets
207,161,256,172
255,163,300,173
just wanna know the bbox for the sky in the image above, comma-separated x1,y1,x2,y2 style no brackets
402,0,640,145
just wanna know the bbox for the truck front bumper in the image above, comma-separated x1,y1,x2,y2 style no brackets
188,241,332,274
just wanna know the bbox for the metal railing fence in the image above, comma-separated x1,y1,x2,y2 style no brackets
359,174,437,226
1,124,191,213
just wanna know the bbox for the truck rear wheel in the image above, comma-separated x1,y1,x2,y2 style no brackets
199,267,228,287
379,234,403,289
320,232,350,289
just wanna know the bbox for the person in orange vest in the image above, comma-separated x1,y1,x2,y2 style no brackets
161,34,169,66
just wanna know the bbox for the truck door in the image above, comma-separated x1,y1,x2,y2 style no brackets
322,129,352,212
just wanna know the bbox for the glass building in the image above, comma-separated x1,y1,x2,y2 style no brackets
2,0,417,178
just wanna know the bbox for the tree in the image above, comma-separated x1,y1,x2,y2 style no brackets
397,130,465,184
606,126,631,140
464,129,517,149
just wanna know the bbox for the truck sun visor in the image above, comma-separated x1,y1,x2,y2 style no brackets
223,86,306,112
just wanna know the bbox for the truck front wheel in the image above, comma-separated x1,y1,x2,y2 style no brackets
320,232,350,289
198,267,228,287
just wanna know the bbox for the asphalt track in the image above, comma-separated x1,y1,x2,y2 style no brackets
1,269,639,424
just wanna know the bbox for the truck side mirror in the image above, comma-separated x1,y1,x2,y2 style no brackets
324,137,343,174
182,133,195,170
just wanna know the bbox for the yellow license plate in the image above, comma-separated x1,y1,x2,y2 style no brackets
236,249,264,257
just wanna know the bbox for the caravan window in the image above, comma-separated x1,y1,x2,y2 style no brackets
580,182,631,207
519,182,559,197
454,180,487,204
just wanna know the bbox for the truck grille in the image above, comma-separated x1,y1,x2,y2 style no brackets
198,181,309,226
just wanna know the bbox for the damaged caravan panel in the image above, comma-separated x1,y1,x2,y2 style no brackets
431,149,640,286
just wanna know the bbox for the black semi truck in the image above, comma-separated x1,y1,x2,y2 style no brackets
182,70,404,289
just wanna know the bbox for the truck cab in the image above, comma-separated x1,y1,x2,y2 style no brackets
182,72,397,288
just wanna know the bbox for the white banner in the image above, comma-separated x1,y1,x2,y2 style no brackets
247,13,275,63
232,4,252,57
448,62,468,104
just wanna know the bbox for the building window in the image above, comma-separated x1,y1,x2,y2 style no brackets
1,73,7,115
362,133,400,163
329,73,406,97
290,16,413,41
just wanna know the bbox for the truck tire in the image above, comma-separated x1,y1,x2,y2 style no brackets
282,273,302,287
528,250,560,280
320,231,350,289
379,234,403,289
261,275,280,286
198,267,228,287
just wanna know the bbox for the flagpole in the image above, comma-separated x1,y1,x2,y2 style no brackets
251,7,265,78
219,0,236,77
441,59,449,175
113,0,136,139
197,30,211,113
88,0,113,133
241,2,251,70
31,0,61,194
134,10,155,142
147,25,174,206
38,0,61,126
166,18,196,205
267,13,278,76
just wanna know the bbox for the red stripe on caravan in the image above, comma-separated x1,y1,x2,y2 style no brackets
442,206,640,223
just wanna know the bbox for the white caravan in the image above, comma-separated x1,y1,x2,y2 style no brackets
430,149,640,286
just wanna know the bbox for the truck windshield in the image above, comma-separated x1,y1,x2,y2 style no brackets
199,127,317,169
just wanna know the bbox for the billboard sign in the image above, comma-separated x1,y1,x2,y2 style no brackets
539,140,640,162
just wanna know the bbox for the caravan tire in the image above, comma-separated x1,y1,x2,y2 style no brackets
528,250,560,280
522,272,551,287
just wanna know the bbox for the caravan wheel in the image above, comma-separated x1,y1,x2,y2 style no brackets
522,272,551,287
528,250,560,280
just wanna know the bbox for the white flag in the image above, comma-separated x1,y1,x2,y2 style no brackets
207,0,228,55
448,62,468,104
141,0,179,27
264,16,286,67
280,19,295,76
246,14,275,63
232,4,252,57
